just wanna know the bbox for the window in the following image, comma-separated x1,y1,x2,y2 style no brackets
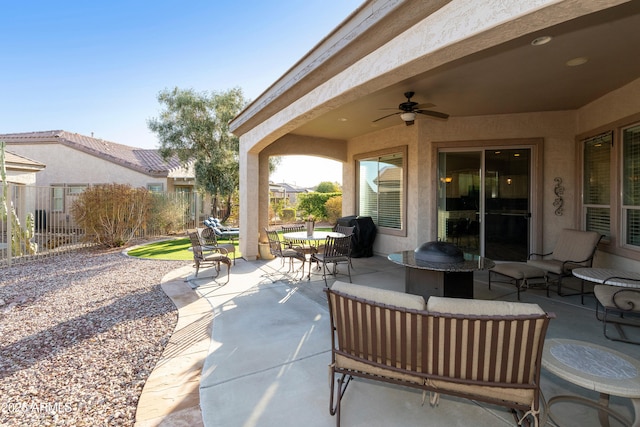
147,183,164,192
623,124,640,248
357,147,405,233
581,121,640,257
52,186,64,212
67,185,86,195
583,132,612,238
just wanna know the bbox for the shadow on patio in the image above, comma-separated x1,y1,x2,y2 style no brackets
188,255,640,426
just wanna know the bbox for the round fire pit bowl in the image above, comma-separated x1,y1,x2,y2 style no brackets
414,241,464,263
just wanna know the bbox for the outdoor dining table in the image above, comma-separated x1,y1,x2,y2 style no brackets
282,230,344,245
573,268,640,288
283,230,345,279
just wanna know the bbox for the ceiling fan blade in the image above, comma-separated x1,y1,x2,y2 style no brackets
372,112,401,123
416,109,449,119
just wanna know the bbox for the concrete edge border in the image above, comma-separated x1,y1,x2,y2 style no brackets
134,267,210,427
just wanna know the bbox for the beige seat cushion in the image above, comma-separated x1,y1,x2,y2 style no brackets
527,229,601,274
331,281,426,310
492,263,546,280
427,296,545,316
594,284,640,310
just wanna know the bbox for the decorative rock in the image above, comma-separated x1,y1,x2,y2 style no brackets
0,249,185,426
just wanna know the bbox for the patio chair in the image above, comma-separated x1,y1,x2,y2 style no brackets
595,279,640,344
526,229,602,302
310,235,352,285
188,232,231,282
333,225,355,267
264,228,306,278
204,223,239,243
200,227,236,265
280,225,317,256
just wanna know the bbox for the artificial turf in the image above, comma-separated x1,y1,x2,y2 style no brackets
128,237,240,261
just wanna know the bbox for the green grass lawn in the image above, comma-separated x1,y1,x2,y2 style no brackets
128,237,240,261
127,228,333,261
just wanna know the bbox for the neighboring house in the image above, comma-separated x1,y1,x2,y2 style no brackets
1,150,46,232
231,0,640,272
2,150,45,185
0,130,195,230
270,182,310,206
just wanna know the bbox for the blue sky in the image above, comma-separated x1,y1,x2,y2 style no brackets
0,1,360,185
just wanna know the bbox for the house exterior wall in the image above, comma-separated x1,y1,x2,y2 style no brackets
346,110,577,256
236,0,637,263
4,170,37,185
575,77,640,271
5,143,164,188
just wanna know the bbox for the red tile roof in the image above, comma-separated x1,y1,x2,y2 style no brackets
0,130,187,177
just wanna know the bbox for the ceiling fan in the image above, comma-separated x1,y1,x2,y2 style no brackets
373,91,449,126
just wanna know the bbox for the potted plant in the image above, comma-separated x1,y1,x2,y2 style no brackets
305,215,315,237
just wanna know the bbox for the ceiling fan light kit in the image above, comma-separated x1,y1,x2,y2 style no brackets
373,91,449,126
400,112,416,123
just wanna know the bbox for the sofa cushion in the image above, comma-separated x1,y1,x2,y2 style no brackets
427,296,544,316
331,281,426,310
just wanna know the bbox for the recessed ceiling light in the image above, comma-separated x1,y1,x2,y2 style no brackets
338,117,348,122
566,57,588,67
531,36,552,46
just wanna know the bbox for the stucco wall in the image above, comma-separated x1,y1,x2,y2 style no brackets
5,170,37,185
348,110,577,255
5,144,163,188
575,77,640,271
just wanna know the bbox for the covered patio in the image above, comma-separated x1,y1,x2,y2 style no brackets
178,256,640,426
231,0,640,274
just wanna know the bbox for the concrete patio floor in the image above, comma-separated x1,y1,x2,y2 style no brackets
137,255,640,427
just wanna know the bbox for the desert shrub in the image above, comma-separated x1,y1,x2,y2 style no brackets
147,193,186,234
324,196,342,225
281,208,296,222
71,184,152,247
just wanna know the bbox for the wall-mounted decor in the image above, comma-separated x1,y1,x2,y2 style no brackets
553,177,564,216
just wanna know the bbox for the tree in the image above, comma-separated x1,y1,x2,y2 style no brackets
147,87,246,220
316,181,340,193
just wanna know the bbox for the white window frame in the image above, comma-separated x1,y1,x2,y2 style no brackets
580,117,640,260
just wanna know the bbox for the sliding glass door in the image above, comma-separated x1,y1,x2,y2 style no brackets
438,148,531,261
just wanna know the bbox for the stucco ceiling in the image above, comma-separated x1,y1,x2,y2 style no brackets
292,1,640,140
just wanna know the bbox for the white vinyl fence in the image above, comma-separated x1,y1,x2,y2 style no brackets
1,184,201,267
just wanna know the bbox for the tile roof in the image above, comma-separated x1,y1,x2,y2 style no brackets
271,182,311,193
0,130,188,177
3,150,46,171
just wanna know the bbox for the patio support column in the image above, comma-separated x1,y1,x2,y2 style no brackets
258,152,270,248
240,149,259,261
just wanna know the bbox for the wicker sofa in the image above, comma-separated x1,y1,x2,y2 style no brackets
325,281,554,427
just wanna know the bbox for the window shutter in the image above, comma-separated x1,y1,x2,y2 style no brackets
377,154,403,229
623,125,640,247
583,133,612,237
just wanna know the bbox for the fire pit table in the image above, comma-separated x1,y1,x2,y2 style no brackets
388,242,494,299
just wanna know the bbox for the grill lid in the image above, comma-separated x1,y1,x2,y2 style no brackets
414,241,464,263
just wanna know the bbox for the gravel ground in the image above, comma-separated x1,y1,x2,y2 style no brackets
0,248,189,426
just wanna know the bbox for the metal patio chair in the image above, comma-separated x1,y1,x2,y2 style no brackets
310,235,352,285
188,232,231,282
264,228,306,279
